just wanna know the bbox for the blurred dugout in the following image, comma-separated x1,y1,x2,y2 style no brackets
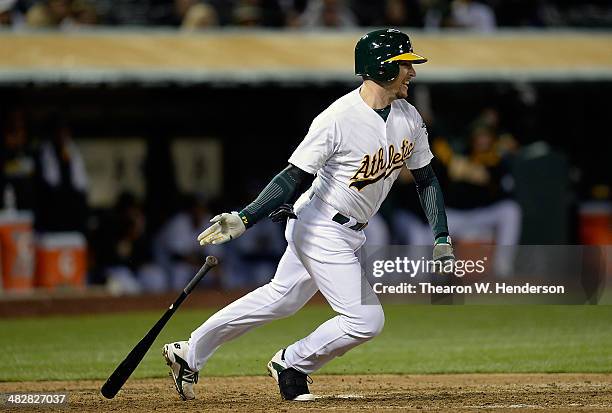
0,30,611,294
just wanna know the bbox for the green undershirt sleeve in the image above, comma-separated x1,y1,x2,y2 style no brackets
410,163,449,241
238,164,313,229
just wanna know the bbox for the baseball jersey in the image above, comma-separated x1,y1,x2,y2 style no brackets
289,87,433,223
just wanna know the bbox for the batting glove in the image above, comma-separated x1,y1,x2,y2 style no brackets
197,212,246,246
269,204,297,223
433,235,455,275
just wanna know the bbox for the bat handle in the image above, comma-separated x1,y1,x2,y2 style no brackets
184,256,219,294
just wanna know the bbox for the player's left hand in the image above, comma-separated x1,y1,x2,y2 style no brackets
433,235,455,275
198,212,246,246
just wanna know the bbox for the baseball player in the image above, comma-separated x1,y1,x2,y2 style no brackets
163,28,455,402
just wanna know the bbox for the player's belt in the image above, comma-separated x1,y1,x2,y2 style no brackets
332,213,368,231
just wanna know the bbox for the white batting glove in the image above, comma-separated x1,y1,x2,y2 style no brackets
197,212,246,246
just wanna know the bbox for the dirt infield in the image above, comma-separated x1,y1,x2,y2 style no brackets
1,374,611,412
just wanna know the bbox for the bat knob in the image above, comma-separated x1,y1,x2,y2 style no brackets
205,256,219,266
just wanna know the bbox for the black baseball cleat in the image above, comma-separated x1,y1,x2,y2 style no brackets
267,349,315,401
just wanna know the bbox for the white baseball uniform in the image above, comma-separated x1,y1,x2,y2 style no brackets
187,87,433,374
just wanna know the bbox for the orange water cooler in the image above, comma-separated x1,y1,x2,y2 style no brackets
0,211,35,291
35,232,87,290
579,202,612,245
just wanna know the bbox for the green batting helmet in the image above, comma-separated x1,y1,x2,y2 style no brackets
355,28,427,82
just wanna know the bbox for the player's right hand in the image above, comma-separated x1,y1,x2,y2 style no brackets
198,212,246,246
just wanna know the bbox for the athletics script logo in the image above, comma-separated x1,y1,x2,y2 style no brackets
349,139,414,191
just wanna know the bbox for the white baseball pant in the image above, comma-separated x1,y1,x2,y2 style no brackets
187,195,384,374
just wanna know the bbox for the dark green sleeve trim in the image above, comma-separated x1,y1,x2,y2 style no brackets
239,164,313,228
411,163,449,240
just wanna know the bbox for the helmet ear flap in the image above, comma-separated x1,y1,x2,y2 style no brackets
376,61,400,82
362,61,397,82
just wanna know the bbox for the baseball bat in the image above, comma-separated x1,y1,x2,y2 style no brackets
100,255,219,399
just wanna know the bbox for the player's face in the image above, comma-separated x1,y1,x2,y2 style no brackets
389,62,416,99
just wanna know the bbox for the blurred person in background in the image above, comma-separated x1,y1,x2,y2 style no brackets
154,193,224,291
34,116,89,234
231,0,284,26
92,192,165,295
222,180,287,289
449,0,496,31
157,0,219,29
0,108,36,211
0,0,26,28
536,1,612,28
296,0,356,28
439,124,521,248
70,0,96,25
26,0,97,28
178,0,218,29
279,0,305,26
223,219,286,289
391,167,432,244
423,0,454,29
91,0,160,25
346,0,381,26
384,0,424,27
232,0,262,26
400,113,521,276
349,0,423,29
